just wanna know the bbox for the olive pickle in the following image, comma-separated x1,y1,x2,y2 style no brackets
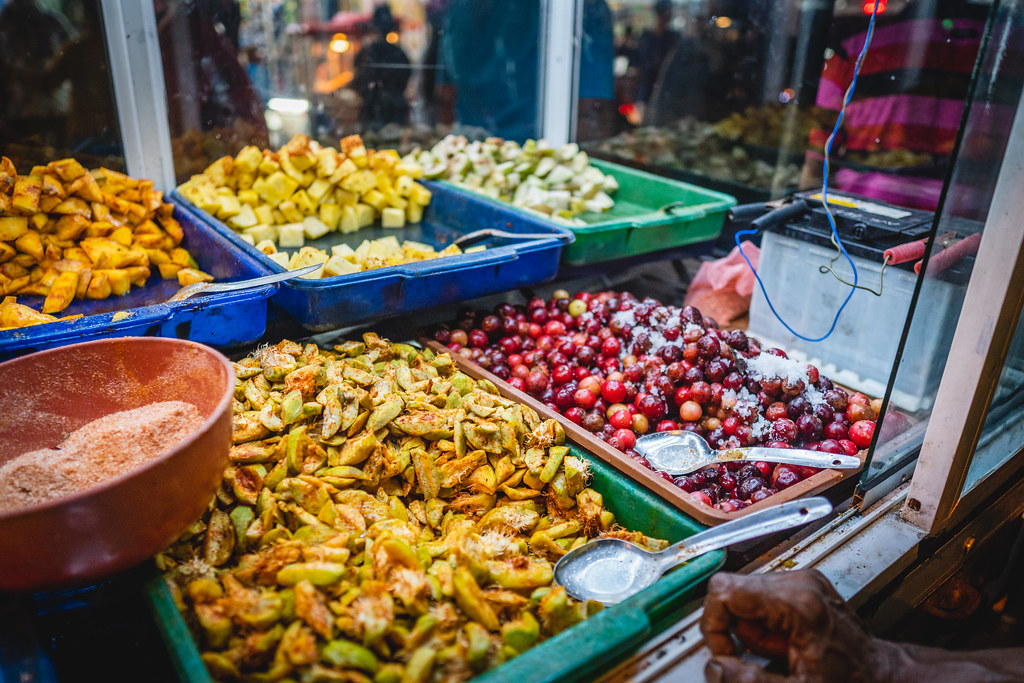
159,336,667,682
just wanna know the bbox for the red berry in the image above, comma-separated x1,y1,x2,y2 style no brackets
679,400,702,422
754,461,773,478
690,381,712,404
690,491,713,506
508,377,527,392
601,379,627,404
848,420,875,449
574,388,597,409
614,428,637,449
657,420,678,432
609,409,633,430
544,320,566,336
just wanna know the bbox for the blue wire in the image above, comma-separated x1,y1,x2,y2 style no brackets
737,0,882,343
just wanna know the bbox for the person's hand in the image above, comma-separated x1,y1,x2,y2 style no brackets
700,570,898,682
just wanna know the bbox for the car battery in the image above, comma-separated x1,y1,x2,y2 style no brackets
746,191,975,412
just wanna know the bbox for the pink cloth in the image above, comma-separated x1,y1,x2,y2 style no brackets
683,242,759,326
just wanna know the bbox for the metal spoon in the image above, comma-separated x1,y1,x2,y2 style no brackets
554,497,832,604
635,430,861,477
451,228,558,250
166,263,322,302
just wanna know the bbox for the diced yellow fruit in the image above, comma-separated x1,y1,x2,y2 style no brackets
53,196,93,217
395,175,414,197
334,188,358,206
331,243,355,259
384,192,407,210
215,189,241,218
176,267,214,286
328,158,358,184
278,223,305,248
258,156,282,175
464,245,486,253
107,268,132,295
395,161,423,178
323,254,361,277
339,170,376,195
406,202,424,224
254,240,277,255
375,173,393,194
409,182,432,206
302,217,330,240
243,224,277,245
158,262,183,279
237,189,259,206
287,246,328,272
259,171,299,206
236,173,255,191
12,176,42,213
338,206,359,234
354,203,374,228
319,203,341,230
238,233,255,246
0,216,29,240
109,226,133,247
15,230,43,261
278,200,303,223
316,148,340,177
361,189,386,212
48,158,87,182
438,244,463,257
381,207,406,229
279,153,304,182
235,146,263,174
292,190,316,215
170,247,196,267
85,272,111,299
307,178,332,203
228,203,258,229
253,204,274,226
266,251,290,268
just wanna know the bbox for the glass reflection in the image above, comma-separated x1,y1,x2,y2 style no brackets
0,0,124,170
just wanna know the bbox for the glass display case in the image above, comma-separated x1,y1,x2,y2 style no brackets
2,0,1024,680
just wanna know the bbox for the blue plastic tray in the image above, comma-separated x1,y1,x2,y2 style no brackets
171,184,574,332
0,207,275,360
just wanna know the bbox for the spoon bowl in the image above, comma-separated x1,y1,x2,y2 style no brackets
636,430,860,477
554,497,832,604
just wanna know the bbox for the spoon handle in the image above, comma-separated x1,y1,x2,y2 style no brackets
655,497,833,573
736,447,861,470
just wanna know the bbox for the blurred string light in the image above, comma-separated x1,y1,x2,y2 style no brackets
329,33,350,53
778,88,796,103
715,16,732,28
386,32,400,44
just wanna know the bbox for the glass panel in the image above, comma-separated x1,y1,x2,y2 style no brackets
158,0,543,182
0,0,124,170
581,0,835,203
861,0,1024,489
965,304,1024,494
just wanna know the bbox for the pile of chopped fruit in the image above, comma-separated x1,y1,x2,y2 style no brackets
432,290,879,511
159,335,665,682
255,236,483,279
0,156,210,329
178,134,433,254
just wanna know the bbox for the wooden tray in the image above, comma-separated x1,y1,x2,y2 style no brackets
420,337,864,526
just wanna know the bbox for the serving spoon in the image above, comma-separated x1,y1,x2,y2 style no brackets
634,430,861,477
554,497,832,604
167,263,322,302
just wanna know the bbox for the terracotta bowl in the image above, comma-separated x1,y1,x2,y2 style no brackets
0,337,234,591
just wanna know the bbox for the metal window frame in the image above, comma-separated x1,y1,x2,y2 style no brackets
901,86,1024,535
539,0,581,145
100,0,177,192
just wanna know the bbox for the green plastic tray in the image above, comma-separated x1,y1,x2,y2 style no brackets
145,444,722,683
438,159,736,266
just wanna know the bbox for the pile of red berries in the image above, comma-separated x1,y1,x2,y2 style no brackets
432,290,878,510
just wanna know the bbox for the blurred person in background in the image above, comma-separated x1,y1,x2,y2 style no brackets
634,0,679,124
800,0,987,211
353,4,411,129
